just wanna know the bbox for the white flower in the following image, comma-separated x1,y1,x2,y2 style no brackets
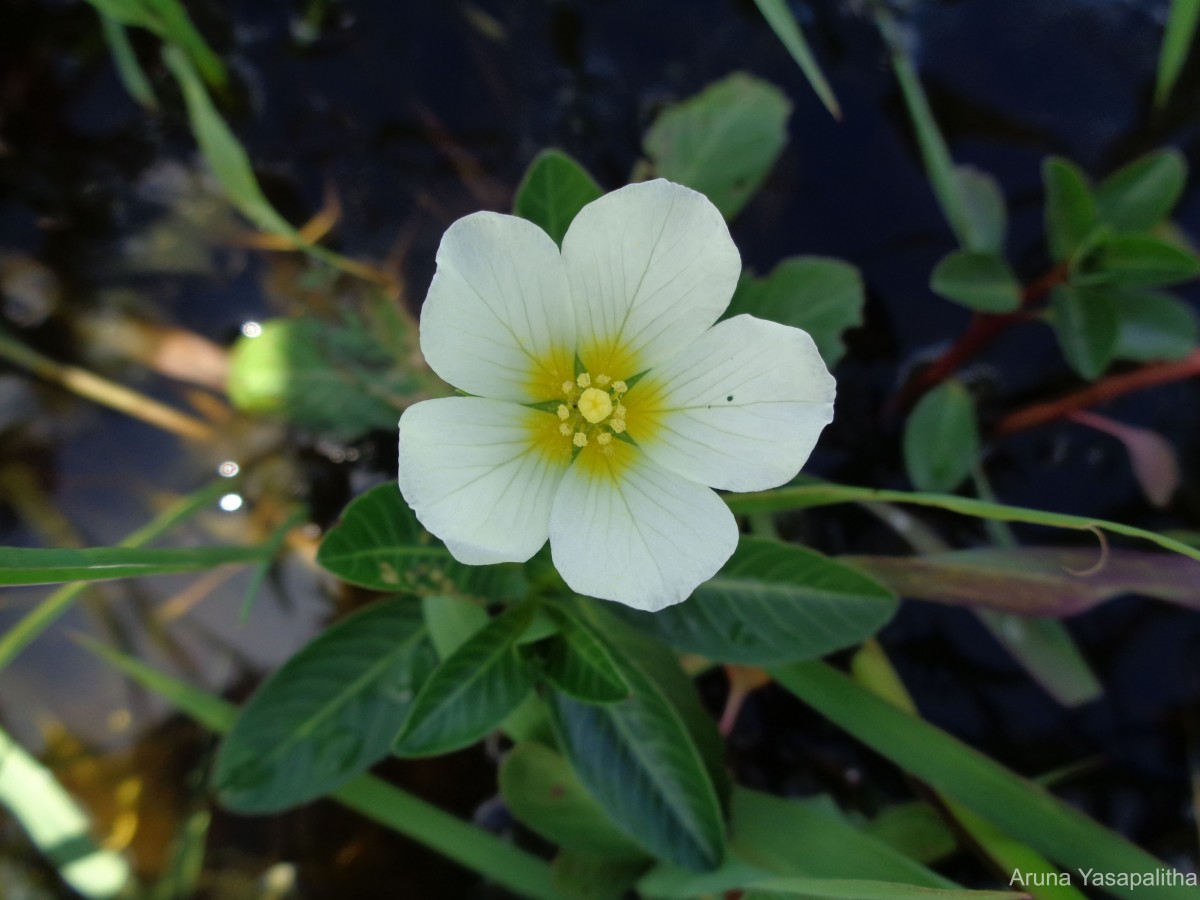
398,180,835,611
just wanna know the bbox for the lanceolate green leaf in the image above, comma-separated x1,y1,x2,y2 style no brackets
750,0,841,119
215,599,436,813
76,638,564,900
1077,235,1200,288
1050,286,1118,380
1155,0,1200,108
1043,158,1098,262
773,662,1197,900
0,545,266,586
1095,150,1187,233
724,257,865,367
549,619,727,871
536,606,629,703
903,380,980,492
513,150,603,247
741,879,1033,899
394,603,536,757
499,742,646,859
618,540,896,665
316,483,523,600
643,72,791,219
724,482,1200,566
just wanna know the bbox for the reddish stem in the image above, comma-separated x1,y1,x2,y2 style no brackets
993,349,1200,437
896,262,1069,411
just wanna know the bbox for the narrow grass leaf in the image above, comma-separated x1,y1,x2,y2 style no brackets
0,544,266,586
750,0,841,118
618,539,896,665
99,13,158,109
724,482,1200,565
1155,0,1200,108
742,879,1028,899
773,662,1198,900
215,598,436,813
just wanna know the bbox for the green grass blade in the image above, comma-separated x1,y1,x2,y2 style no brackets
0,481,230,674
872,5,970,248
143,0,228,90
751,0,841,119
0,545,267,586
772,662,1197,899
1155,0,1200,109
0,724,131,898
76,637,566,900
725,483,1200,565
98,13,158,110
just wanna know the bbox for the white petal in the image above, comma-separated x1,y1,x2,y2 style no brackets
561,180,740,374
398,398,569,564
638,315,836,492
420,212,575,402
549,452,738,611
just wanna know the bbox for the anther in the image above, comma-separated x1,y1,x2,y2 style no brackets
572,432,588,448
596,432,612,446
612,380,627,394
561,381,576,395
612,404,626,420
559,422,572,436
610,419,626,434
557,404,570,420
576,373,592,388
596,374,611,386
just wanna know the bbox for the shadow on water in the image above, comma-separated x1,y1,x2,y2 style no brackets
2,0,1200,894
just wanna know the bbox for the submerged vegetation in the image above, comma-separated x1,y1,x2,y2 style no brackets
4,0,1200,898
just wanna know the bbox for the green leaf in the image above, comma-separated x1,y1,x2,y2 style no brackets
1095,150,1187,233
0,544,265,586
1050,286,1119,380
1077,235,1200,288
99,13,158,110
316,483,524,600
929,251,1021,313
1113,290,1199,362
903,380,980,492
499,742,646,858
215,598,436,813
513,150,603,247
725,481,1200,566
643,72,791,219
552,851,649,900
955,165,1008,255
162,48,296,240
617,540,896,666
1043,158,1098,262
863,803,957,865
724,257,864,367
535,606,629,704
88,0,227,90
773,662,1198,900
226,317,414,435
422,594,489,659
76,638,564,900
750,0,841,119
741,879,1031,900
0,724,131,898
394,603,536,757
1155,0,1200,108
549,621,727,871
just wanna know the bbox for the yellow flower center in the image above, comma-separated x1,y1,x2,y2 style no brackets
552,372,629,456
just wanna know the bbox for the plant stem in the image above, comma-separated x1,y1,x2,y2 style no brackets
0,328,216,441
994,349,1200,437
897,263,1068,411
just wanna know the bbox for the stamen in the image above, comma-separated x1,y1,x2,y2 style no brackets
612,380,628,394
561,381,576,395
573,432,588,448
595,374,611,386
557,404,570,420
610,419,626,434
596,432,612,446
576,373,592,388
559,422,572,435
611,404,625,420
